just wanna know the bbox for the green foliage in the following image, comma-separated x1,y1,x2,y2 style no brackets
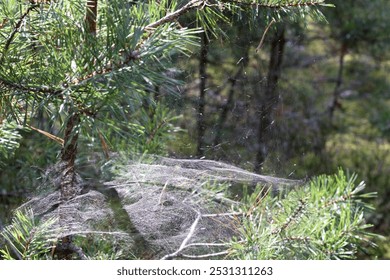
7,0,385,261
0,209,57,260
0,0,334,157
0,171,379,260
72,235,129,260
323,0,390,54
95,102,183,156
230,170,378,259
0,0,331,127
0,0,199,153
0,120,23,168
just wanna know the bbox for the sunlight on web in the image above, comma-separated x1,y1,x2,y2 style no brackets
19,155,301,258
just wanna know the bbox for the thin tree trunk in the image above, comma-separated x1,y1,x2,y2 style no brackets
254,25,286,173
56,113,83,259
59,0,98,200
328,43,347,121
213,58,247,147
60,113,81,200
56,0,99,259
85,0,98,35
58,0,98,198
196,31,209,157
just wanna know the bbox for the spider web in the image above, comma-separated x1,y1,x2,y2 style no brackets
19,155,300,259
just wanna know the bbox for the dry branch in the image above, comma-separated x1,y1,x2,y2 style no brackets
161,210,242,260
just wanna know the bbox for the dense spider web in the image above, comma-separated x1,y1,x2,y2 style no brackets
20,155,300,259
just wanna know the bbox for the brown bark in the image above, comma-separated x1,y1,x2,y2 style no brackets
59,1,98,201
85,0,98,35
56,0,99,259
60,113,81,200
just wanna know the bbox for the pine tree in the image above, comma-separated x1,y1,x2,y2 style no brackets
1,0,331,258
323,0,390,120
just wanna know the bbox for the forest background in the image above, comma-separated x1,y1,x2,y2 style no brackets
0,0,390,259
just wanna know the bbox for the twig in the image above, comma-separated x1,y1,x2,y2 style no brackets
213,62,245,146
256,18,276,52
0,77,64,96
146,0,204,30
158,181,169,206
272,198,306,234
182,242,229,248
181,250,229,259
146,119,167,146
97,130,110,159
161,210,242,260
219,0,326,9
0,5,39,63
202,211,243,218
27,125,64,145
161,210,202,260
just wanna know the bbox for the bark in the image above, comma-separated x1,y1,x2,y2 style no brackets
56,0,99,259
196,31,209,157
59,0,98,201
55,113,81,259
60,113,81,200
85,0,98,35
254,25,286,173
58,0,98,199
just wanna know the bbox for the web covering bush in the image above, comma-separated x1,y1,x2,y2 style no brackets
3,155,375,259
15,155,299,259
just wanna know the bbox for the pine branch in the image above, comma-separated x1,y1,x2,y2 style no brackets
144,0,328,33
0,77,64,96
144,0,327,32
75,0,202,83
73,50,141,86
219,0,328,9
0,0,331,109
68,0,329,87
272,198,306,234
146,0,205,30
0,4,39,64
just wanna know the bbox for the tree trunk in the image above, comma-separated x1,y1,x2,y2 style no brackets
196,31,209,157
59,113,81,200
85,0,98,35
254,25,286,173
54,112,83,259
55,0,99,259
328,42,347,121
213,57,247,147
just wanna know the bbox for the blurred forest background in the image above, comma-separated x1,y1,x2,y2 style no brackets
1,0,390,259
173,0,390,258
